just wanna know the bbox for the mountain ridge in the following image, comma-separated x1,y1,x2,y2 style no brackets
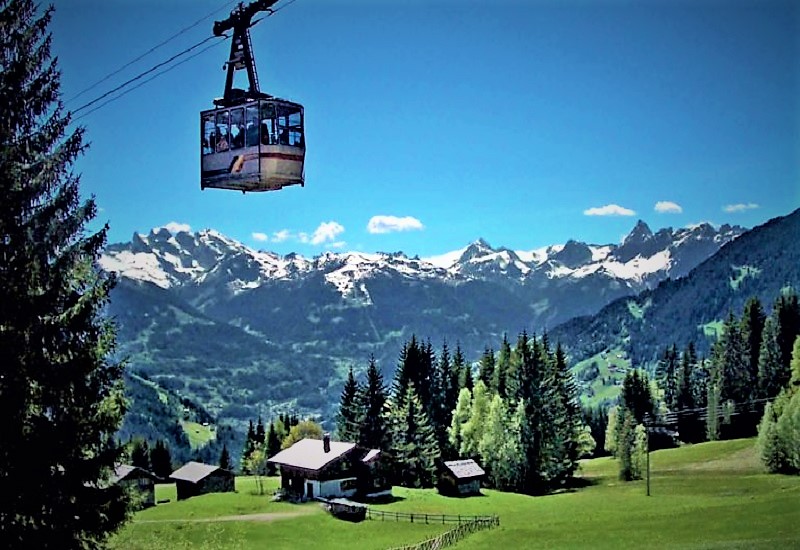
100,218,747,423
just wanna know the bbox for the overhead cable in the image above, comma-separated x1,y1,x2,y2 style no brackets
65,0,239,105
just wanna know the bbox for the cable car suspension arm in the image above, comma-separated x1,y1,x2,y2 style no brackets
213,0,280,106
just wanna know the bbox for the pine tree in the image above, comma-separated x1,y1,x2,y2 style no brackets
388,383,440,488
493,334,511,398
0,1,129,544
130,439,151,471
255,416,266,445
677,342,697,410
713,313,747,402
336,365,363,442
546,342,582,485
775,291,800,374
219,444,232,471
149,440,173,479
758,316,785,398
478,347,495,389
740,297,766,395
357,356,390,450
656,344,679,410
240,419,256,471
265,420,282,475
454,343,472,391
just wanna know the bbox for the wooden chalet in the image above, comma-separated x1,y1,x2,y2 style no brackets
169,461,235,500
438,459,485,496
268,434,390,500
112,464,159,508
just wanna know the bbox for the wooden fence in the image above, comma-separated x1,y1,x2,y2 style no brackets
366,509,497,525
384,515,500,550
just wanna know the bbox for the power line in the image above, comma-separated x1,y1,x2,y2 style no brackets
69,0,300,121
73,37,230,122
65,0,239,106
72,34,224,116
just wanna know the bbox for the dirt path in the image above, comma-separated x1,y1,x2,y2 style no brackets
136,509,318,524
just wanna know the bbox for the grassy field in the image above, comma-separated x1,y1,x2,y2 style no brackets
110,439,800,549
180,420,216,449
573,347,631,407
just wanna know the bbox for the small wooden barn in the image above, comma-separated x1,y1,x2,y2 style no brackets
438,459,485,496
268,434,389,501
170,461,235,501
112,464,158,508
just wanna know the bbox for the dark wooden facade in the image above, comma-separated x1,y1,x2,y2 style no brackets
170,462,235,501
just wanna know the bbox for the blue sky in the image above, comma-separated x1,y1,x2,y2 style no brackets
50,0,799,256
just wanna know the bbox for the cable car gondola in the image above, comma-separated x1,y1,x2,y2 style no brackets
200,0,305,193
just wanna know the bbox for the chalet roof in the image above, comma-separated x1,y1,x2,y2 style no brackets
268,438,356,471
170,461,229,483
362,449,380,464
443,459,485,480
112,464,158,484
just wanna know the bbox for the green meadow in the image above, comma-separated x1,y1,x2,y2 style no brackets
110,439,800,549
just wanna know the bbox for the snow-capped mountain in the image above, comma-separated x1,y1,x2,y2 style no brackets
102,221,743,299
100,220,743,422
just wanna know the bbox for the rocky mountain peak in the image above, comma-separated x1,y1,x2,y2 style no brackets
623,220,654,246
550,240,593,269
458,238,496,263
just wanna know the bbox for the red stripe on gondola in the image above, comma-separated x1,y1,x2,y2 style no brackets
260,152,304,161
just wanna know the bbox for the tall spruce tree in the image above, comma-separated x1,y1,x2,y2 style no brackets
335,366,363,442
493,334,511,398
478,347,495,389
741,297,766,395
218,444,232,471
775,291,800,374
656,344,679,410
713,312,750,404
265,420,282,474
149,440,173,479
130,439,151,471
0,1,130,544
758,316,785,399
255,416,266,445
357,356,390,450
454,343,472,391
388,383,440,488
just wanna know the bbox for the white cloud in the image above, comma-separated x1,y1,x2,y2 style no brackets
654,201,682,214
257,224,345,247
723,202,759,213
161,221,192,233
583,204,636,217
367,215,425,234
310,221,345,245
272,229,291,243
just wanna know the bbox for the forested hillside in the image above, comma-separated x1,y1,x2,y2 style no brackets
552,208,800,366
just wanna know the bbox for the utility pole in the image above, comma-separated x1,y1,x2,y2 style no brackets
644,413,651,497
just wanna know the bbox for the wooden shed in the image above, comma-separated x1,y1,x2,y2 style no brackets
170,461,235,501
112,464,158,508
438,459,485,496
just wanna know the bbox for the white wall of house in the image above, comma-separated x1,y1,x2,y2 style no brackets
304,477,358,499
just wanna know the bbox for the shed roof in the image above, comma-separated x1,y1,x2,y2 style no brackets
170,461,229,483
443,459,485,479
112,464,158,484
268,438,356,471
